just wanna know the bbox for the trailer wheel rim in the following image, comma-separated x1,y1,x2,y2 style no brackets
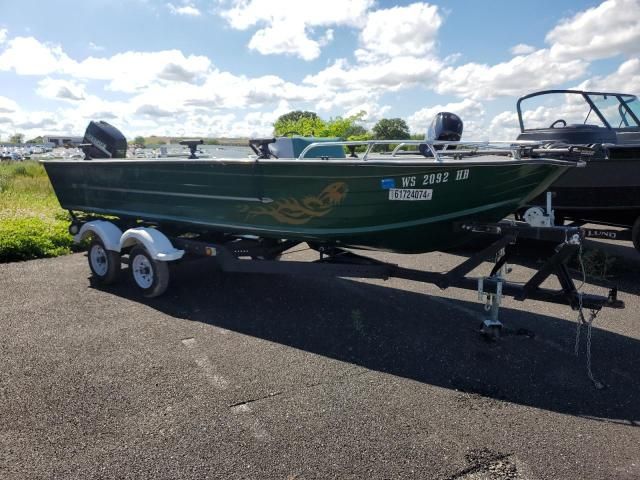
90,244,109,277
132,254,154,289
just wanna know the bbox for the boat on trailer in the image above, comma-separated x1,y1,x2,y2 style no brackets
516,89,640,250
40,119,623,341
44,119,580,254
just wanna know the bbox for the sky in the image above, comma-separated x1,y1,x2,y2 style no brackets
0,0,639,141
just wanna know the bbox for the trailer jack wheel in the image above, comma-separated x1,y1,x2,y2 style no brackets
480,320,502,341
88,238,121,285
129,245,170,298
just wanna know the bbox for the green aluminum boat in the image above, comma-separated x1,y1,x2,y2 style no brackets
42,121,581,254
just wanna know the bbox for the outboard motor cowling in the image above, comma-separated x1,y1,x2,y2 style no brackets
427,112,463,142
419,112,463,156
82,120,127,159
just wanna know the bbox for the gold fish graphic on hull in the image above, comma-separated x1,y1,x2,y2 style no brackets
239,182,348,225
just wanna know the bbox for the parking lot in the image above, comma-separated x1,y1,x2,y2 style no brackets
1,245,639,479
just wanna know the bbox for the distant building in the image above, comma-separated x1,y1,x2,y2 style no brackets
43,135,83,147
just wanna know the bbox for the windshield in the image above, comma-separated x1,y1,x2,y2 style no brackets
519,91,640,130
587,93,640,128
620,95,640,127
519,92,605,130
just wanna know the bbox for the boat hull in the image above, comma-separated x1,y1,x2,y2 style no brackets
530,148,640,226
43,158,571,253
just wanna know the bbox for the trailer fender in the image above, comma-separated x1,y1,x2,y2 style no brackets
120,227,184,261
74,220,123,252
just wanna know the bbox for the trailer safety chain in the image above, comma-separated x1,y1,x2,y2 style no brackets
573,243,605,390
574,300,604,390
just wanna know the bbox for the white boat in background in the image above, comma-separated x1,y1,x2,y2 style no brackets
61,148,84,159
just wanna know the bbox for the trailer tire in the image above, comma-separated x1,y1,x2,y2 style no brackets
129,245,170,297
88,238,121,285
632,216,640,253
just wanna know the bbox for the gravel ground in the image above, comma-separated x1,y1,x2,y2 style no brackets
1,245,638,480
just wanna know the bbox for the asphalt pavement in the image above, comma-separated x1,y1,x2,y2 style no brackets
1,246,639,479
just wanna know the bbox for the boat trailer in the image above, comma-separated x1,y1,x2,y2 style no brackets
521,192,640,253
70,215,623,339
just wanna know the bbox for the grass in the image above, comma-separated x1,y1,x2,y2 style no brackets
0,161,75,262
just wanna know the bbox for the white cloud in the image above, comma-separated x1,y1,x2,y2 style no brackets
0,36,75,75
575,57,640,93
547,0,640,61
136,104,176,117
356,2,442,61
114,69,318,122
37,78,87,101
510,43,535,55
218,0,373,60
220,0,372,30
487,110,521,141
0,29,7,44
344,102,391,127
305,56,442,92
15,116,58,130
0,89,138,138
315,88,374,112
3,0,639,141
167,2,201,16
246,21,322,61
0,95,19,113
228,100,291,137
73,50,211,92
427,0,639,102
0,107,66,137
299,3,444,107
435,49,588,100
158,62,202,83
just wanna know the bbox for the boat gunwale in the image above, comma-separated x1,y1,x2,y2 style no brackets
39,156,580,168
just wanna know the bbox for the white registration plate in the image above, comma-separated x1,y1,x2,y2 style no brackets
388,188,433,201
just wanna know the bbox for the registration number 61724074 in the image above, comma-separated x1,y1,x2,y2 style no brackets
388,188,433,201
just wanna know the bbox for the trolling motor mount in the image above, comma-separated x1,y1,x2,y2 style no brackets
249,138,277,159
179,139,204,159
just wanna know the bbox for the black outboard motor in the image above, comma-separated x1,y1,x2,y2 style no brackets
81,120,127,159
419,112,464,156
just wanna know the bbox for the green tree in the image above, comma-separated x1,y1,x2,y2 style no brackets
9,133,24,144
273,110,368,139
274,110,318,125
344,124,368,138
274,111,324,136
26,136,44,144
323,111,367,138
372,118,410,140
133,136,146,147
274,111,321,136
372,118,410,152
